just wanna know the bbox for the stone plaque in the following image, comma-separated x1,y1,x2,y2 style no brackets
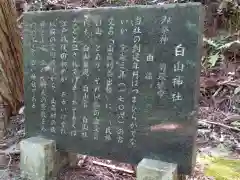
23,3,203,175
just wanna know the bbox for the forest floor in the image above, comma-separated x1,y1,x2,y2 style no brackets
0,0,240,179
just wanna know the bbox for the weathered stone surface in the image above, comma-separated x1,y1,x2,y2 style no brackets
0,100,7,138
0,154,7,168
20,136,69,180
137,158,177,180
23,3,203,174
0,116,5,129
0,130,4,138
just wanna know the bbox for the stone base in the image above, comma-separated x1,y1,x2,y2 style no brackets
20,136,77,180
137,158,178,180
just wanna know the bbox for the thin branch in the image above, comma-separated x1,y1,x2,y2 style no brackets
199,119,240,132
17,14,23,22
92,160,135,174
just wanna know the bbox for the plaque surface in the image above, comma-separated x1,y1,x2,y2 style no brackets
23,3,203,174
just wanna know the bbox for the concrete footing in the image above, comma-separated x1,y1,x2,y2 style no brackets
137,158,178,180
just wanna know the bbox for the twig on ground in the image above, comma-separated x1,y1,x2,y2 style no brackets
0,136,19,149
92,160,135,174
0,143,20,155
17,14,23,22
212,86,223,98
222,114,240,122
199,119,240,132
6,153,12,167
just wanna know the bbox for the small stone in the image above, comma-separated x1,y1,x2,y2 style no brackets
137,158,177,180
20,136,68,180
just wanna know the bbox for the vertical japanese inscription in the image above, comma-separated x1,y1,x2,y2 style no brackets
104,17,115,142
144,53,155,113
156,15,172,99
81,15,90,139
30,23,37,112
120,19,133,35
172,44,186,102
115,18,126,144
39,21,47,132
157,63,167,99
93,76,100,140
71,18,79,137
49,20,57,134
159,15,171,45
93,18,102,141
116,42,128,144
60,20,69,135
145,53,154,88
130,16,143,148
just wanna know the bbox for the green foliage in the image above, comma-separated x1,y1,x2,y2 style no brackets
199,154,240,180
203,37,226,68
208,53,220,67
225,0,240,33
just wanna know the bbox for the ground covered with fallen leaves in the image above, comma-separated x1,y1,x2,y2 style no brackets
0,0,240,179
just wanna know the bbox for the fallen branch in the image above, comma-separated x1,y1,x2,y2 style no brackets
92,160,135,174
0,136,19,149
222,114,240,123
199,119,240,132
0,143,20,155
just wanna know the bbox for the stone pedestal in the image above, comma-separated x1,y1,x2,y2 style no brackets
137,158,178,180
20,136,75,180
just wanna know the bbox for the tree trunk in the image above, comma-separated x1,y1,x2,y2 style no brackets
0,0,23,133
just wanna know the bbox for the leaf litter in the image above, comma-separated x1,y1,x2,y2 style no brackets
1,0,240,179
